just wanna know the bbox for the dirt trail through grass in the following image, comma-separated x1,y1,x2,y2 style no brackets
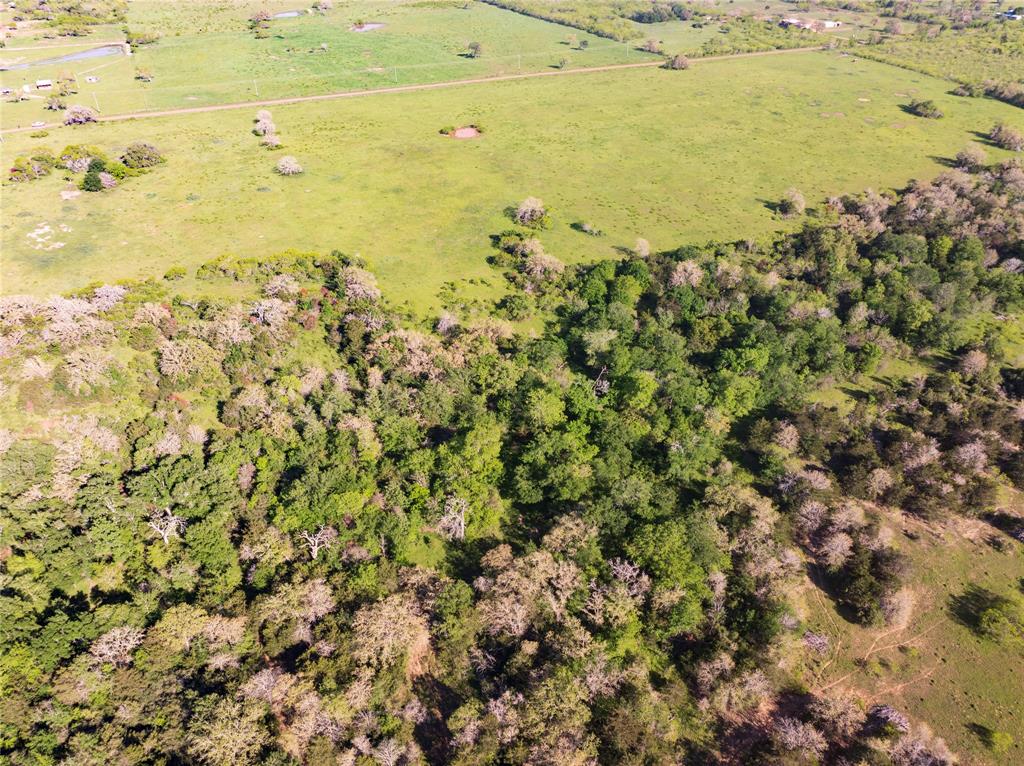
0,45,824,134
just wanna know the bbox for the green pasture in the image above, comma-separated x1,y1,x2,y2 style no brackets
1,0,653,129
2,51,1021,314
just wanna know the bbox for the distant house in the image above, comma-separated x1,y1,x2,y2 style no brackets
85,75,99,83
35,78,52,89
781,17,841,30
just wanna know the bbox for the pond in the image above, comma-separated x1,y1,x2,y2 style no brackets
273,10,304,18
1,44,124,71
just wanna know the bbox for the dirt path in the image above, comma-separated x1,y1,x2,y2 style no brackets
0,45,825,135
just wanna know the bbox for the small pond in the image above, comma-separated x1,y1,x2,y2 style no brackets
1,44,124,71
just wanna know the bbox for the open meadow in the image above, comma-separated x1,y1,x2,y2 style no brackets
3,49,1022,313
1,0,657,128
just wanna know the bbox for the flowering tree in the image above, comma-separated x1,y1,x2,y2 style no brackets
275,156,303,175
64,105,98,125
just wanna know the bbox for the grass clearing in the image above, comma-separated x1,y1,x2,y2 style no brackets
798,508,1024,764
2,51,1021,314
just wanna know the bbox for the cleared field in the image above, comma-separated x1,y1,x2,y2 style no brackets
1,51,1021,313
800,509,1024,764
1,0,654,129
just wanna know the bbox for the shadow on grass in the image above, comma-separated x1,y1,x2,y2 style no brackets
948,584,1008,635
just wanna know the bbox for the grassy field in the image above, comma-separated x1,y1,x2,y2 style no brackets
2,50,1022,314
1,0,656,129
798,508,1024,764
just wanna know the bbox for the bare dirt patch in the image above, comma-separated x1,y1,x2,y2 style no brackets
350,22,385,32
451,126,480,139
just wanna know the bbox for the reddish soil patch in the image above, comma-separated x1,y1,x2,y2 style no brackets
451,126,480,139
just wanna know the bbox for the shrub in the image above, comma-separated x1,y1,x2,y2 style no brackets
514,196,549,227
990,122,1024,152
121,142,164,169
254,117,276,137
952,82,985,98
275,156,303,175
45,95,66,111
164,266,187,280
954,145,986,171
499,293,531,320
8,149,56,182
80,171,104,192
64,105,98,125
467,41,483,57
778,188,806,218
666,54,689,70
907,99,943,119
60,144,104,172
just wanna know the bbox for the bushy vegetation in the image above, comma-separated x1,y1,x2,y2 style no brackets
9,0,126,36
1,158,1022,764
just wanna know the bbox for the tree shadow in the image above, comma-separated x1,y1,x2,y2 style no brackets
928,154,957,168
969,130,999,148
981,510,1022,537
948,584,1006,634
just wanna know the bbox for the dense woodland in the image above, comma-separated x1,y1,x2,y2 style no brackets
1,159,1024,765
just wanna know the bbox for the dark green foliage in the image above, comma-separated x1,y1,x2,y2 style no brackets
906,98,943,118
1,163,1022,763
120,142,164,169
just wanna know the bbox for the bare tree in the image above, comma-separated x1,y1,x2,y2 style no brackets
773,717,827,760
436,496,468,541
991,122,1024,152
148,508,186,545
299,525,338,559
90,626,145,667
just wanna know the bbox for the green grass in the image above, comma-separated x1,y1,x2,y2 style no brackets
2,51,1021,314
799,510,1024,764
1,0,655,128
